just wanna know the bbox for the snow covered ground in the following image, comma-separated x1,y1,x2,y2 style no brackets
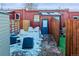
10,27,43,56
10,26,63,56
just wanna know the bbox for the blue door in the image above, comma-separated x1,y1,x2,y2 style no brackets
41,19,48,34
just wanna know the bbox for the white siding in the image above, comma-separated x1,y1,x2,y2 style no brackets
0,13,10,56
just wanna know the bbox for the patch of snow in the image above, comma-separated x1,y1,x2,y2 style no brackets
10,26,42,56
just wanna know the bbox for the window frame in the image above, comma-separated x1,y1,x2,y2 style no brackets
15,13,20,20
34,15,40,22
73,16,79,20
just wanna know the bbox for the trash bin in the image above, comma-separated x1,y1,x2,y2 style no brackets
22,37,34,49
10,35,19,45
59,34,66,55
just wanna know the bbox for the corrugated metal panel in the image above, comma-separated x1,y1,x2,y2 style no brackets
0,12,10,56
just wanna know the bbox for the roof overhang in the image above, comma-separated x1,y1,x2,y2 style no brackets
39,12,62,16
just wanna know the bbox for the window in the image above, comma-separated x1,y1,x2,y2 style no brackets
74,17,77,19
43,20,48,27
73,16,79,20
15,13,20,20
34,15,40,22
